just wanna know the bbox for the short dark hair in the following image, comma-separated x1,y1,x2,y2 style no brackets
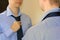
49,0,60,6
0,0,8,13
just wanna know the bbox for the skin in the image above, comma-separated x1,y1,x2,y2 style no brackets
8,0,23,8
8,0,23,16
39,0,59,12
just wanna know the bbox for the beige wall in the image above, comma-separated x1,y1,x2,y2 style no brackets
21,0,43,25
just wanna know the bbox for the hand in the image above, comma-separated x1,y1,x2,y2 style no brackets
11,21,21,32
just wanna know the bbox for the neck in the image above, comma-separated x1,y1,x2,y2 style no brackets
9,5,19,17
44,5,59,12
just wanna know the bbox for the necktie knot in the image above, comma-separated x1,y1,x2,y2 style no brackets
11,15,20,21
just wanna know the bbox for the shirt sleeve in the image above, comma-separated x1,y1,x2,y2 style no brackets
0,24,14,37
0,29,14,40
4,28,14,37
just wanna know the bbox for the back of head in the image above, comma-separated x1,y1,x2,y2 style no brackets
49,0,60,7
39,0,60,12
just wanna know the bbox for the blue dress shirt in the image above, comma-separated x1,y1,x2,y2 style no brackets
0,6,32,40
22,8,60,40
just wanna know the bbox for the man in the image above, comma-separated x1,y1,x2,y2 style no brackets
22,0,60,40
0,0,32,40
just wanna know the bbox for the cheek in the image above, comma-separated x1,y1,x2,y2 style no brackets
11,0,15,4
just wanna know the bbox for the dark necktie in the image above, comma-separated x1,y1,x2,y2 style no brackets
11,15,23,40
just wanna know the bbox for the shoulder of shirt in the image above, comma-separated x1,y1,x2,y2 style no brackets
26,17,60,34
0,10,7,16
25,23,40,34
0,10,7,23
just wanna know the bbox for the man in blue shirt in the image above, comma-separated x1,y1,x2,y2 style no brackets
22,0,60,40
0,0,32,40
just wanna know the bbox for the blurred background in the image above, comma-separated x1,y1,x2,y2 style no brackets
0,0,43,25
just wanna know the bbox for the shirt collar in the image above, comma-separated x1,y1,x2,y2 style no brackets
6,6,21,16
40,7,60,22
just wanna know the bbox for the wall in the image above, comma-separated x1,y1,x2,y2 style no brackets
21,0,43,25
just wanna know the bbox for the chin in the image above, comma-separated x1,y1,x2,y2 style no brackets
16,4,22,8
15,5,21,8
16,6,20,8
